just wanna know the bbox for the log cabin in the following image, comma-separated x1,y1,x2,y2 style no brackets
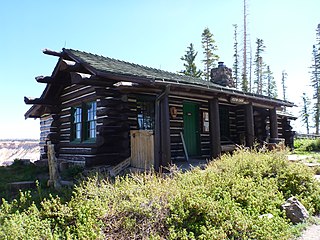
25,48,295,171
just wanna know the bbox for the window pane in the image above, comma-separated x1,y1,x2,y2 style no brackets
86,102,97,139
73,107,82,140
137,100,155,130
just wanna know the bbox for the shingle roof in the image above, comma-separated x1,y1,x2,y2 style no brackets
63,48,294,107
65,48,215,87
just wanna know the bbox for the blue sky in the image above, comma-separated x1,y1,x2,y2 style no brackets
0,0,319,139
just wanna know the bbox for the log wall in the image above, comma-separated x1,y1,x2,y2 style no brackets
39,114,53,159
58,84,96,164
46,83,131,166
168,95,239,161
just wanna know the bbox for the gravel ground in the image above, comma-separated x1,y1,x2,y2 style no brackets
297,224,320,240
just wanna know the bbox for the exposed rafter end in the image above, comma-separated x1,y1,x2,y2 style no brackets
60,59,81,72
42,48,62,57
24,96,54,106
70,72,98,84
35,76,53,83
24,96,36,104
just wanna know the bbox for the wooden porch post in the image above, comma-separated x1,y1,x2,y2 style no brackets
160,93,171,167
154,86,171,171
245,103,254,148
269,107,279,139
154,100,160,171
209,98,221,158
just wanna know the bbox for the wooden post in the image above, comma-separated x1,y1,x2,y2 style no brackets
269,107,279,139
160,92,171,167
245,103,254,148
154,86,171,170
209,98,221,158
154,99,160,171
47,141,61,189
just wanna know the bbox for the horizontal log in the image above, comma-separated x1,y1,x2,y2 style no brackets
95,88,122,97
97,125,130,134
96,107,130,116
97,98,127,107
97,117,129,126
59,148,93,155
85,155,124,167
97,135,129,146
96,116,127,123
60,86,95,103
97,109,129,117
94,143,129,154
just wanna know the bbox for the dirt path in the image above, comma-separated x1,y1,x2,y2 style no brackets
297,224,320,240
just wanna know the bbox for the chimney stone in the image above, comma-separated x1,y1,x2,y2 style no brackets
210,62,235,88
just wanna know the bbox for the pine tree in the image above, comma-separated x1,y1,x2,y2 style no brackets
253,38,265,95
180,43,202,78
265,65,277,98
301,92,310,134
249,43,253,92
281,70,288,101
233,24,240,89
241,0,249,92
201,27,219,81
311,40,320,134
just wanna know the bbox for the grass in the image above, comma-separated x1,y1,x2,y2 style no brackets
1,150,320,239
0,160,48,200
294,138,320,153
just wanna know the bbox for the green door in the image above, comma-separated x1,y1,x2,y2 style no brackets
183,102,200,156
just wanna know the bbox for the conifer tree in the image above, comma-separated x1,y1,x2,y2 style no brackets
233,24,240,89
241,0,249,92
253,38,265,94
180,43,202,78
201,27,219,81
311,39,320,134
265,65,277,98
301,92,310,134
281,70,288,101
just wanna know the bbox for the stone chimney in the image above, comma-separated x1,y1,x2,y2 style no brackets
210,62,235,88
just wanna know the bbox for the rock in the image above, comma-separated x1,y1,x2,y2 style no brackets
282,197,309,224
258,213,274,219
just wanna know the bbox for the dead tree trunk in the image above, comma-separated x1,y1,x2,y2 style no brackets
47,141,61,189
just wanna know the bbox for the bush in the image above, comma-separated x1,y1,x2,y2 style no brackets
294,138,320,152
0,150,320,239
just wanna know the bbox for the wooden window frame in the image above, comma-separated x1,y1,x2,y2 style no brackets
136,96,155,131
71,101,97,143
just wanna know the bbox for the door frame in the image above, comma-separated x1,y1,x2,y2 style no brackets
183,101,200,156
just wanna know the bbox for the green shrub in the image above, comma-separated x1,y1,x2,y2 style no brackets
0,150,320,239
294,138,320,152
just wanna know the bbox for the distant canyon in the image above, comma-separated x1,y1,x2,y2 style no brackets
0,140,40,166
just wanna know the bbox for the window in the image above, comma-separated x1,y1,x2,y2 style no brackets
73,107,82,141
71,101,97,142
86,102,97,139
137,99,155,130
